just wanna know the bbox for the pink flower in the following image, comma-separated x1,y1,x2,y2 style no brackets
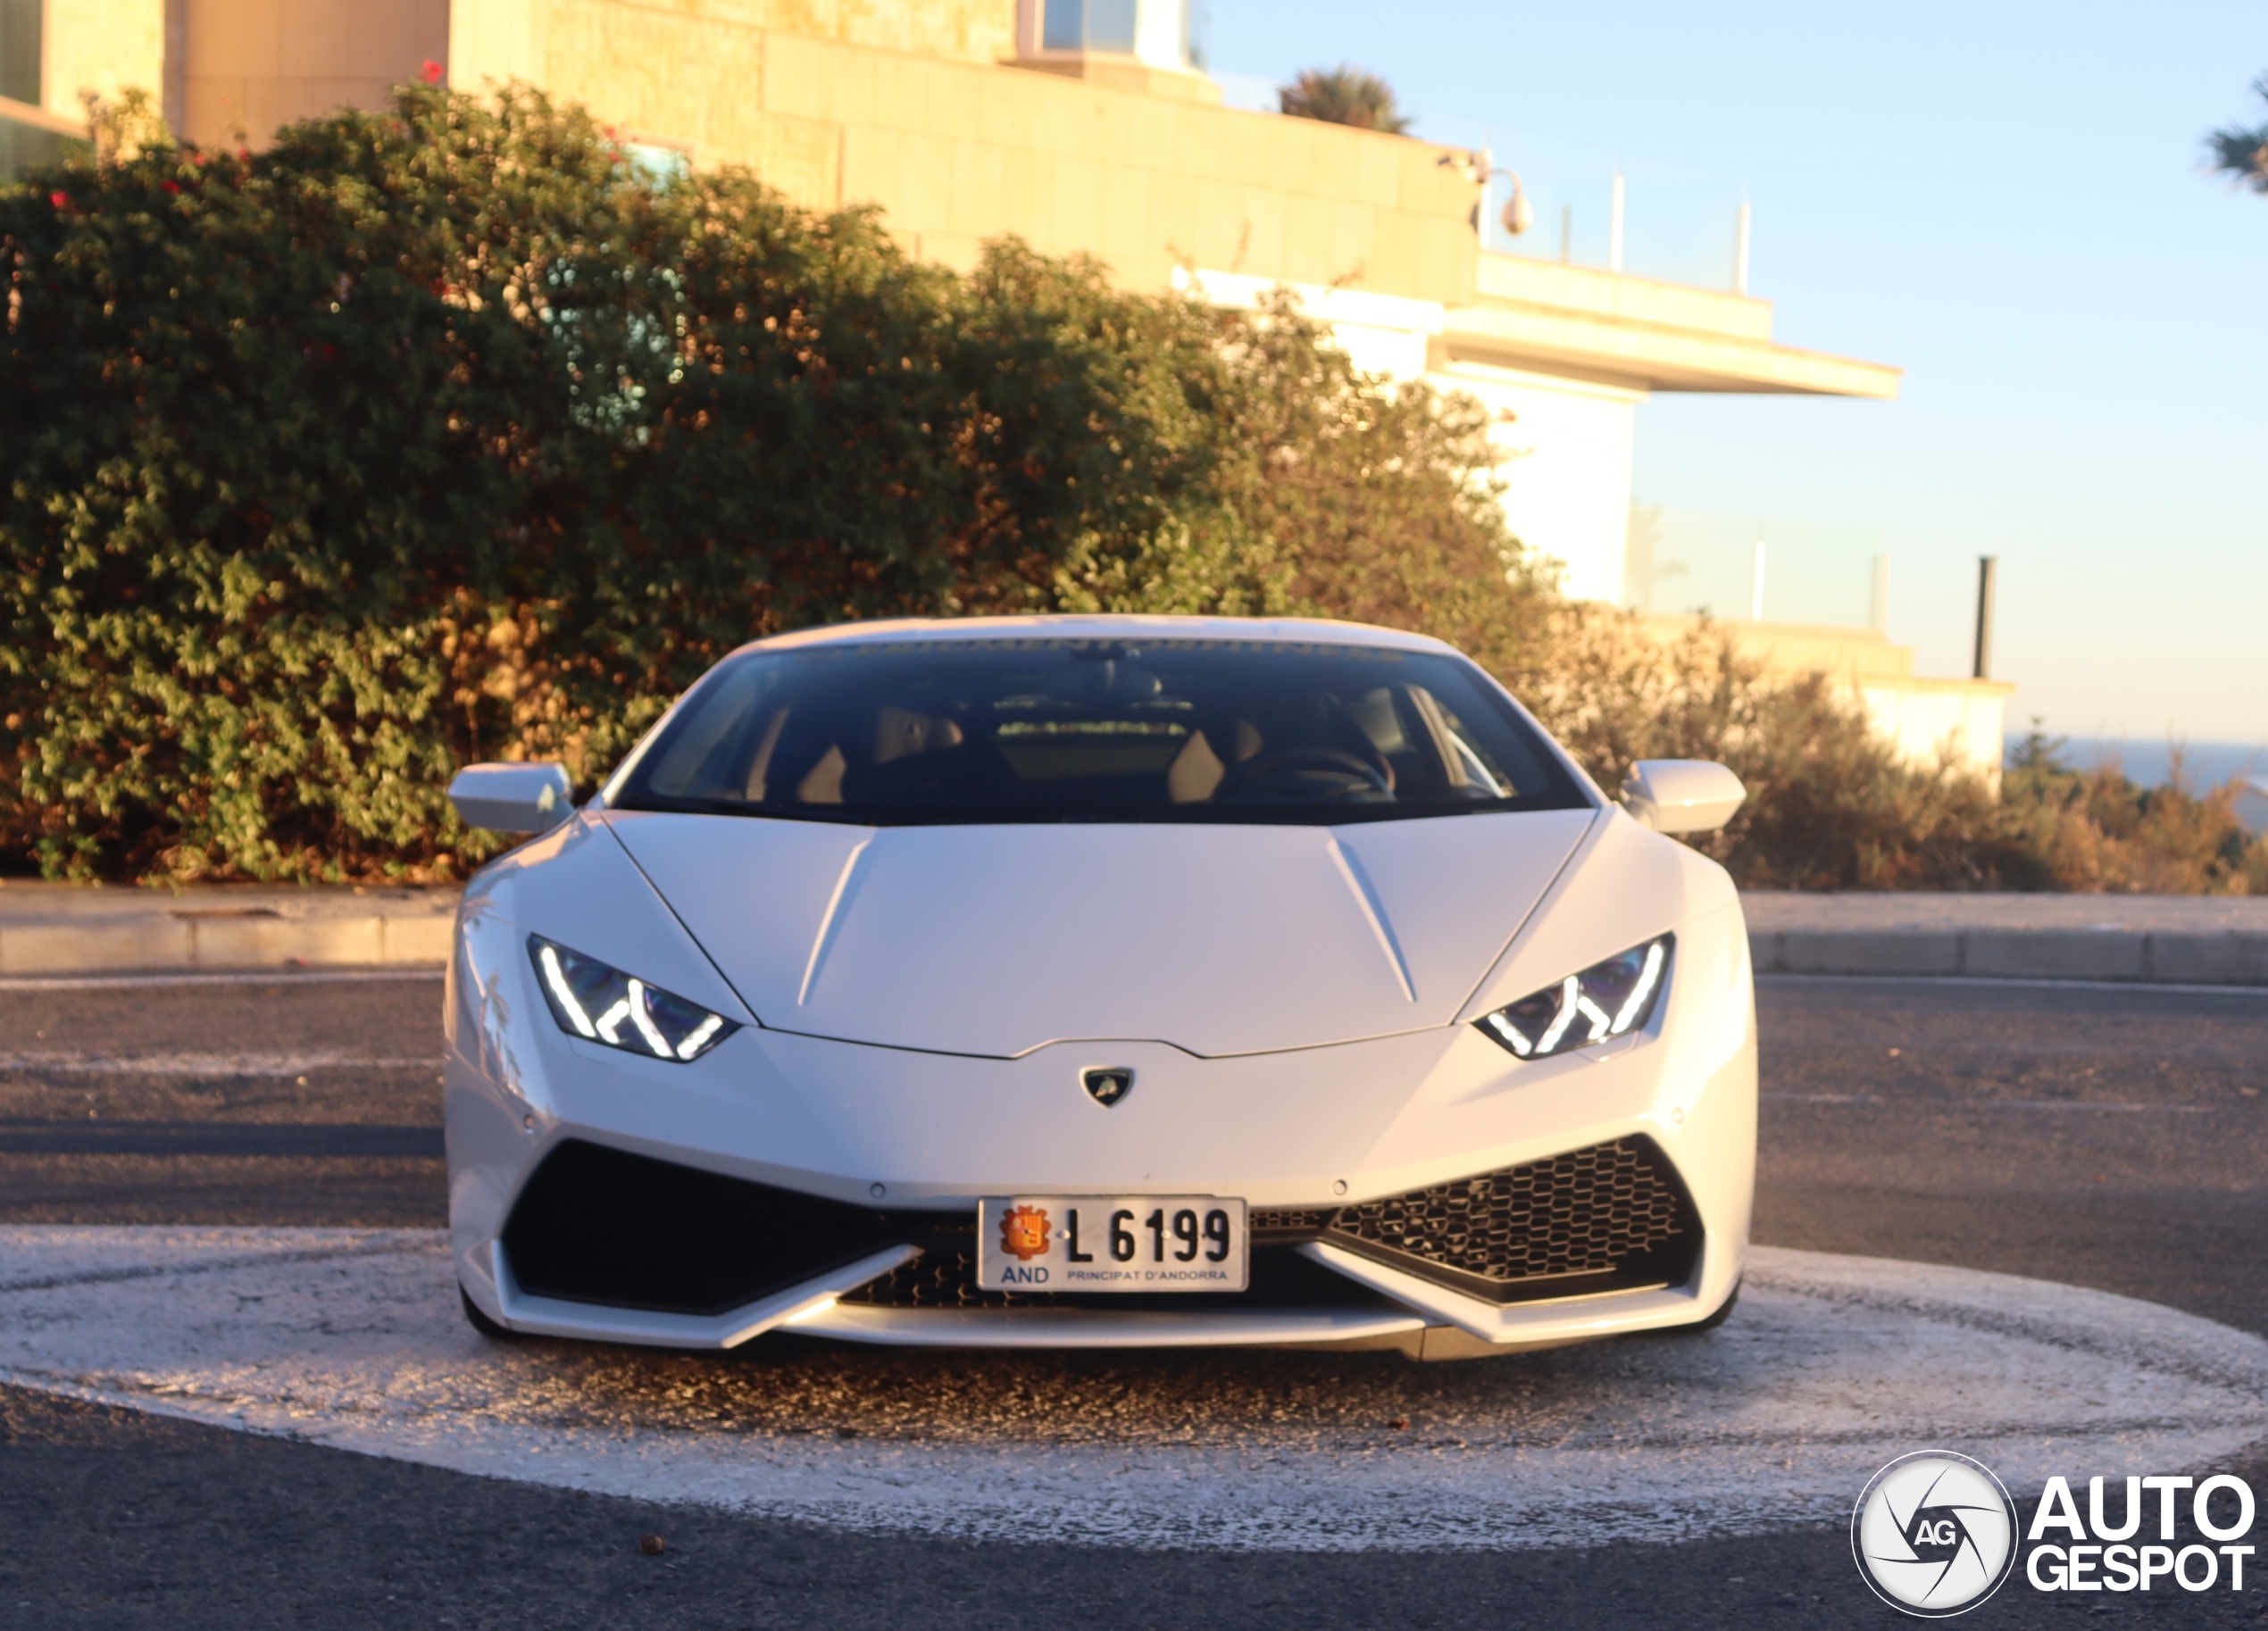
421,59,443,84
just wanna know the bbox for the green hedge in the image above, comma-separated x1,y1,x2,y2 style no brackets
1,85,1537,882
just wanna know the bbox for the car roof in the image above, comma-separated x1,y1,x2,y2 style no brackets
735,614,1459,658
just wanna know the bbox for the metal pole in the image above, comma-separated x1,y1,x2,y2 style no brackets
1972,556,1997,679
1870,553,1889,633
1734,201,1751,295
1608,173,1625,273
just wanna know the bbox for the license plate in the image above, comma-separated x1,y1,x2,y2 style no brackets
976,1196,1249,1293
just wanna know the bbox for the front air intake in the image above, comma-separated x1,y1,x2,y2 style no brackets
500,1136,1695,1319
1318,1136,1698,1304
501,1140,900,1317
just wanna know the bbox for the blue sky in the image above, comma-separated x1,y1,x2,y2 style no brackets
1207,1,2268,750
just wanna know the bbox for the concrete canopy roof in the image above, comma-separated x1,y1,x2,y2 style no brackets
1441,253,1901,398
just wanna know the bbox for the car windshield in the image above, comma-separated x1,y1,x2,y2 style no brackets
611,637,1589,826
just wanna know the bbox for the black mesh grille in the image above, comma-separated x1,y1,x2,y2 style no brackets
1250,1208,1337,1233
1322,1136,1696,1304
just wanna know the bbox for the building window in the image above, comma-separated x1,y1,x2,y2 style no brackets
0,0,40,107
0,0,79,184
1043,0,1141,56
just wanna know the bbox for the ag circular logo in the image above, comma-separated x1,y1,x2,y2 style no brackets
1852,1451,2019,1617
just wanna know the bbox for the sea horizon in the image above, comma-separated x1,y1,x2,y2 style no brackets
2006,735,2268,790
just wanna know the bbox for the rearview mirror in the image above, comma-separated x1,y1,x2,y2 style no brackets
1622,760,1746,836
447,762,574,835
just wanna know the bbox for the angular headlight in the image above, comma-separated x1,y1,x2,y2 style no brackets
528,935,740,1062
1474,934,1672,1060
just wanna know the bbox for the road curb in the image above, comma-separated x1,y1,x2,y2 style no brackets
0,892,453,975
1752,928,2268,986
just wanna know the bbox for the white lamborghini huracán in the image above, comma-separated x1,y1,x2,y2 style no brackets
444,616,1754,1358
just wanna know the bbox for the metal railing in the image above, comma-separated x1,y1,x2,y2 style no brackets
1424,120,1754,295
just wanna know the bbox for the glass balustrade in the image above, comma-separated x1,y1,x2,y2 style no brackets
1625,505,1887,631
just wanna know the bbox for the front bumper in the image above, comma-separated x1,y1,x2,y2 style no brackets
446,895,1757,1354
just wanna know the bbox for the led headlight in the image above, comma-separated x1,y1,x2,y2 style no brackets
528,935,739,1062
1474,934,1672,1060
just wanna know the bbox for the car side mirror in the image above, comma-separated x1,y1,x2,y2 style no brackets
447,762,574,835
1622,759,1746,835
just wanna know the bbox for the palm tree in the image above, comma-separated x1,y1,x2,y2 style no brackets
1278,66,1411,136
2209,74,2268,192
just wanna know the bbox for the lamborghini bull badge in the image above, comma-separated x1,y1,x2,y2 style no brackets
1081,1067,1135,1107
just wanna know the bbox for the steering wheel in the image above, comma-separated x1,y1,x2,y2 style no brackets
1217,747,1394,798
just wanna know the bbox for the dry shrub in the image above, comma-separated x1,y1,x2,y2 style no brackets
1501,607,2023,888
2000,735,2264,895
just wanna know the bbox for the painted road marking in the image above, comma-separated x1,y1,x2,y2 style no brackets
1757,973,2268,997
0,1228,2261,1552
1764,1092,2214,1114
0,1122,443,1157
0,1053,435,1075
0,969,442,993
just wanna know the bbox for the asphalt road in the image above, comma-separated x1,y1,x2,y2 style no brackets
3,971,2264,1629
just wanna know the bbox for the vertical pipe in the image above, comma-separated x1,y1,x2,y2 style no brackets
1749,533,1767,621
1560,202,1572,262
1870,553,1890,633
1972,556,1997,679
1608,172,1625,273
1734,201,1752,295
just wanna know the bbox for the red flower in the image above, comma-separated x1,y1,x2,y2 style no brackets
48,191,65,208
162,180,181,195
421,59,443,84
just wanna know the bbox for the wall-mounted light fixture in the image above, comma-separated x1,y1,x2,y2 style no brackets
1440,151,1533,238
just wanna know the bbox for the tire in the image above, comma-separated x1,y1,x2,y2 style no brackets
461,1286,520,1341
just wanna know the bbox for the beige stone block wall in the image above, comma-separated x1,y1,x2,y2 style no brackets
463,3,1478,302
450,0,545,83
179,0,450,146
632,0,1013,66
44,0,168,121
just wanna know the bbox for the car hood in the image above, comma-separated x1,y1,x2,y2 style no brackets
605,810,1597,1058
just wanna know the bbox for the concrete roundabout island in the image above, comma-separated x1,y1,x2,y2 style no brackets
3,1227,2264,1553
